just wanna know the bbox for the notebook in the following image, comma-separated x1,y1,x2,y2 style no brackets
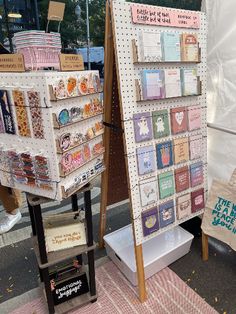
161,32,181,62
156,141,173,169
158,171,175,199
139,30,162,62
181,33,199,62
159,200,175,228
141,69,164,100
164,69,182,98
133,112,153,143
170,107,188,134
152,109,170,139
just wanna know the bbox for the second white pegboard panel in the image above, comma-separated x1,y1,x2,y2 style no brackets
111,0,207,245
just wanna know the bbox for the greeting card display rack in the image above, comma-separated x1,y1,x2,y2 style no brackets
27,184,97,314
100,0,209,303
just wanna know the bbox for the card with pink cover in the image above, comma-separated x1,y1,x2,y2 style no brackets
188,105,201,131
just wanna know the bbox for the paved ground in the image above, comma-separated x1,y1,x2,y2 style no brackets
0,183,235,314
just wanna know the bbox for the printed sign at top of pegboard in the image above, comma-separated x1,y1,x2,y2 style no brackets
110,0,207,245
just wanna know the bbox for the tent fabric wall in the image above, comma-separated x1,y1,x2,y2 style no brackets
204,0,236,185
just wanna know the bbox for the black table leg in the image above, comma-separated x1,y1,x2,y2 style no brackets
71,193,83,265
32,204,48,264
84,189,96,297
27,198,37,236
41,267,55,314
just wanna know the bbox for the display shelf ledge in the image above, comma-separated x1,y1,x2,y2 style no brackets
32,236,97,269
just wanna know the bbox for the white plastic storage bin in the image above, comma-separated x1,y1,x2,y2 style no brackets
104,224,194,286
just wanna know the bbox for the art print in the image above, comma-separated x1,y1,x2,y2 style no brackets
133,112,153,142
66,77,78,97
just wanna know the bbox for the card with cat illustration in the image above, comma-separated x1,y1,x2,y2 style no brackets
142,207,159,237
139,177,158,207
158,171,175,199
133,112,153,142
136,145,156,175
170,107,187,134
152,109,170,139
156,141,173,169
176,193,191,219
159,200,175,228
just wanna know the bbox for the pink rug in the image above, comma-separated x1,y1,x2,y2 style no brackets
10,261,218,314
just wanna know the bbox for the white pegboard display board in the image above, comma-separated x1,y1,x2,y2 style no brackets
110,0,207,245
0,71,104,201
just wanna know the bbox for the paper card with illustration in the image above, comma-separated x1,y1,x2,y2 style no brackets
181,33,199,62
173,137,189,164
159,200,175,228
156,141,173,169
158,171,175,199
133,112,153,142
0,90,15,134
191,188,205,213
190,161,203,187
161,32,181,62
66,76,78,97
138,31,162,62
176,193,191,219
136,145,156,175
139,177,158,207
53,79,67,99
170,107,187,134
175,165,190,193
164,69,182,98
141,70,164,100
181,68,199,96
142,207,159,237
189,134,202,160
188,105,201,131
152,109,170,139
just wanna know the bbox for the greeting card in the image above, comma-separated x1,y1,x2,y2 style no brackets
161,32,181,62
188,105,201,131
133,112,153,142
190,162,203,187
170,107,187,134
181,68,199,96
152,109,170,139
66,77,78,97
173,137,189,164
175,166,190,193
159,200,175,228
142,207,159,237
191,188,205,213
156,141,173,169
141,70,164,100
139,31,162,62
164,69,182,98
136,146,156,175
0,90,15,135
139,178,158,207
176,193,191,219
181,33,199,62
158,171,175,199
189,134,202,160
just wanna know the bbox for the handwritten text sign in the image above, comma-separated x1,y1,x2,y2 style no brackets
0,54,25,72
131,5,200,29
59,54,84,71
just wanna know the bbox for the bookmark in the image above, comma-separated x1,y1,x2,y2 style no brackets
0,90,15,134
27,91,44,139
12,90,31,137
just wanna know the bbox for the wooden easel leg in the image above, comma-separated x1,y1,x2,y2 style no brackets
202,232,209,261
134,244,147,302
99,0,114,248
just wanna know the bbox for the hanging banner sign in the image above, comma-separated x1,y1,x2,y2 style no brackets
0,54,25,72
131,5,200,29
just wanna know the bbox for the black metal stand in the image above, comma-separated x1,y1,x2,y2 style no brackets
27,184,96,314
